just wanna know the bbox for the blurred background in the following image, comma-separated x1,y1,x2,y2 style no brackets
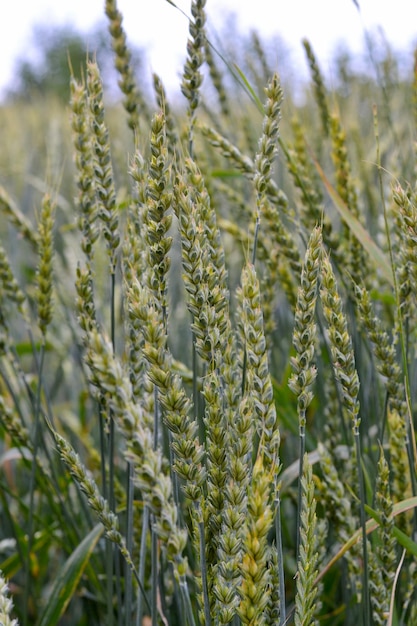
1,0,416,103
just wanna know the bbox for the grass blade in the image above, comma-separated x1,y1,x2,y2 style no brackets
36,523,104,626
317,497,417,582
312,154,394,286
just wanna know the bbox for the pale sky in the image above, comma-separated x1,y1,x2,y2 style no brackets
1,0,416,100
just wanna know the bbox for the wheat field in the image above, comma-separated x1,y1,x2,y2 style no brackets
0,1,417,625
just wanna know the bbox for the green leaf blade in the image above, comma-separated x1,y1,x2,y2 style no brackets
36,524,104,626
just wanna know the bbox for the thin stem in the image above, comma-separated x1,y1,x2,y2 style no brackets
192,335,200,427
275,493,286,626
152,388,159,626
106,419,115,626
296,427,305,563
355,432,370,626
23,342,46,626
99,400,107,499
125,462,135,626
137,505,150,625
151,514,158,626
109,267,118,624
252,214,260,265
180,577,197,626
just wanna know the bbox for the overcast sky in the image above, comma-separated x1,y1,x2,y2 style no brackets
1,0,416,99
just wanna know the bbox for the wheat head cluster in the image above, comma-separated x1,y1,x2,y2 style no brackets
0,0,417,625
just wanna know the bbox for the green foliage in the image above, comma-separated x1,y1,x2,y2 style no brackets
1,3,417,626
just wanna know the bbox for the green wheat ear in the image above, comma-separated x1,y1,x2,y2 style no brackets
105,0,150,131
204,38,230,119
35,194,55,337
353,281,405,417
53,431,133,562
125,275,206,500
181,0,206,108
320,249,371,623
387,408,412,533
70,75,99,262
153,73,181,161
316,442,363,598
181,0,207,155
302,38,330,136
238,262,280,472
83,327,189,571
294,454,321,626
393,183,417,302
320,251,360,433
0,185,38,248
329,113,370,286
289,225,321,561
87,60,120,273
289,225,322,422
368,446,396,624
0,244,28,320
143,111,173,320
